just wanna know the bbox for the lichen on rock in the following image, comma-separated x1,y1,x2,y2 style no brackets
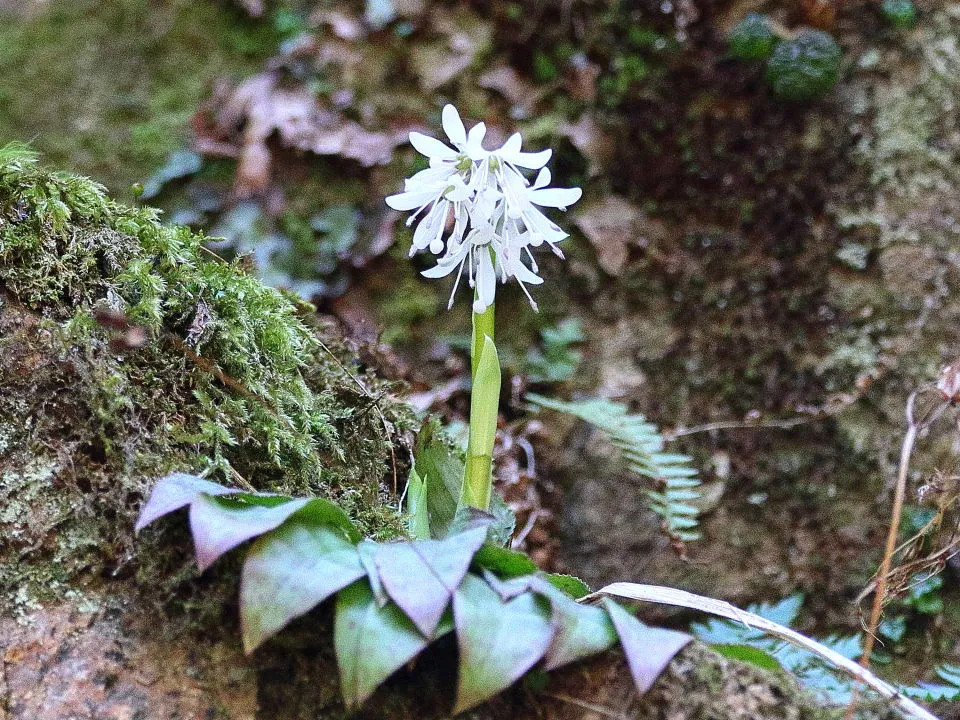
0,145,412,609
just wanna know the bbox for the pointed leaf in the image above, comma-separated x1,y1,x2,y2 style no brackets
135,473,238,531
414,420,464,538
357,539,390,606
453,574,554,713
335,580,430,709
190,493,360,571
603,599,692,694
241,521,365,652
375,527,487,637
189,494,304,571
405,466,431,540
542,586,617,671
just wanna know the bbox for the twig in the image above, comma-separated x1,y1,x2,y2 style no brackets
665,416,813,439
541,692,632,720
581,582,938,720
858,390,949,667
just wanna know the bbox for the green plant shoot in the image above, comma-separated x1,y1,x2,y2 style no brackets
461,305,500,511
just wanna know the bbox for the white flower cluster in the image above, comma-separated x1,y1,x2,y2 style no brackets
386,105,582,313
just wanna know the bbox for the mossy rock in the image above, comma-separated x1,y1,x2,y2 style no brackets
0,145,414,613
766,29,842,101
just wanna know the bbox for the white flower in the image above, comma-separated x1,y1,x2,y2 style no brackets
387,104,581,313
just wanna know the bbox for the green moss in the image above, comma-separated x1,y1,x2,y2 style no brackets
0,0,276,192
0,148,412,607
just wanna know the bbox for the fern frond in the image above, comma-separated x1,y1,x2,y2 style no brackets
903,664,960,702
526,394,702,543
0,141,40,167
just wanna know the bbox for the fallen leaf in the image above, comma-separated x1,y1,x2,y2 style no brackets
574,195,667,276
558,112,614,178
410,9,491,91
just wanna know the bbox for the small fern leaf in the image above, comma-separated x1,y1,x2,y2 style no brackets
527,394,702,543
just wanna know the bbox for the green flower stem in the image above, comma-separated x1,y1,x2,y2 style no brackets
460,302,500,511
471,302,496,377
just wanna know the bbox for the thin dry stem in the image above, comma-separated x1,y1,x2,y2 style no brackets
582,582,938,720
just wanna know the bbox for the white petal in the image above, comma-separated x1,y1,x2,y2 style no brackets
409,132,457,160
510,257,544,285
386,188,439,211
444,175,471,202
503,148,552,169
466,122,488,159
533,167,551,189
528,187,582,209
442,105,467,147
500,133,522,156
421,262,460,279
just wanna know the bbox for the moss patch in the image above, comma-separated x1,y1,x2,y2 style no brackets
0,0,277,191
0,147,412,610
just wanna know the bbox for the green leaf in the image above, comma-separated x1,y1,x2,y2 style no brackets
414,420,515,541
461,334,500,511
189,493,359,571
540,585,617,670
189,493,305,571
487,491,517,546
603,599,691,694
240,520,366,652
357,539,390,606
374,527,487,637
405,466,431,540
414,420,464,538
472,543,538,578
453,574,554,713
335,580,430,709
135,472,238,531
544,573,591,599
711,644,783,672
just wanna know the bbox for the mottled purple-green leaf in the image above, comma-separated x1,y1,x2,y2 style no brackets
541,587,617,670
357,539,390,607
603,598,692,694
190,493,360,571
335,580,430,709
481,569,534,601
241,520,365,653
453,574,554,713
375,527,487,637
135,473,238,531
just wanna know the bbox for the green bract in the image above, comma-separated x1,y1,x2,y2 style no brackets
881,0,917,28
765,29,842,100
729,13,778,60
